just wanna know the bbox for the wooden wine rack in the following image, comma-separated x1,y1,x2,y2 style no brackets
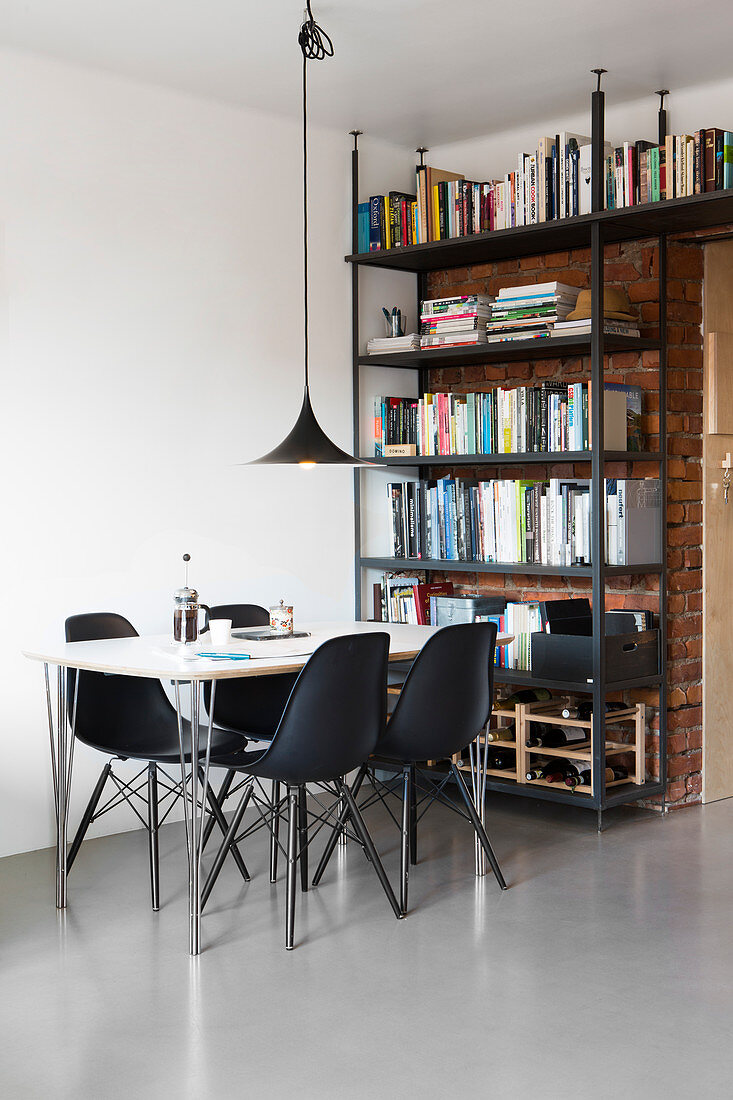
452,696,646,799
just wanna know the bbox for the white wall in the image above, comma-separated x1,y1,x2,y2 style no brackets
4,45,727,859
0,48,409,858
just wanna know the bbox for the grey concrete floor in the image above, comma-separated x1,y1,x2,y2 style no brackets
1,790,733,1099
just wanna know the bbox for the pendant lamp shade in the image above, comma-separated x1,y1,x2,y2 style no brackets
249,386,373,467
246,4,374,468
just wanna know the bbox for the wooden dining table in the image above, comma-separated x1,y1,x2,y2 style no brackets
24,620,511,955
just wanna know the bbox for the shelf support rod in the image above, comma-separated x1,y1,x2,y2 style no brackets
591,70,607,213
658,233,668,809
350,129,362,617
590,218,607,808
656,90,670,146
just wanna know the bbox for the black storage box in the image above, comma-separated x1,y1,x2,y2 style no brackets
530,629,659,683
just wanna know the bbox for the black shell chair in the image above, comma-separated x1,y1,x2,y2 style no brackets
65,612,249,909
201,603,299,880
203,632,402,949
312,622,507,912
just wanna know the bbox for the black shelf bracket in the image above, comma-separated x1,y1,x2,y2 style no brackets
655,90,670,145
591,69,607,213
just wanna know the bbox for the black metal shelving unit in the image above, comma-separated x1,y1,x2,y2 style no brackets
342,84,731,824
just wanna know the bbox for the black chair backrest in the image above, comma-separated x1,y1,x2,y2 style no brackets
247,632,390,786
378,622,497,763
65,612,175,754
204,603,297,737
209,604,270,628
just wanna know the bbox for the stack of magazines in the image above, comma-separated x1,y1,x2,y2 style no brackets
366,333,421,355
485,282,579,342
420,295,493,349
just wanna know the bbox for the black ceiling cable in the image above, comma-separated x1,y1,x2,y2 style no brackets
298,3,333,387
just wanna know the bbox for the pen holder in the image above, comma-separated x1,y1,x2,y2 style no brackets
383,310,405,338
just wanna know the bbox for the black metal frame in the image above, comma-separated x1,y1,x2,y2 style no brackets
66,759,249,910
311,761,506,911
349,79,676,823
201,777,402,949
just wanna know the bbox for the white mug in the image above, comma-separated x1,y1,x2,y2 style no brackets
208,618,232,646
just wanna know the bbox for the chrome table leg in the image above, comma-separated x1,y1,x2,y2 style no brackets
175,678,216,955
45,663,76,909
468,725,490,877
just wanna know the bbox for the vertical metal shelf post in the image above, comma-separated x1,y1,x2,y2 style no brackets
590,70,607,824
351,131,362,618
658,234,668,807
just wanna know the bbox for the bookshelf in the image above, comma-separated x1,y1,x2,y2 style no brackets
341,89,733,826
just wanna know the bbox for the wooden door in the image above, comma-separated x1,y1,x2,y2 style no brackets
703,241,733,802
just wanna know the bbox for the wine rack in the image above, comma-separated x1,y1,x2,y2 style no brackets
452,695,646,799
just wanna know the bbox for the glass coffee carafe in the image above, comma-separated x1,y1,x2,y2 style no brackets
173,554,210,645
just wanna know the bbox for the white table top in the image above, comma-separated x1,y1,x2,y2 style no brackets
23,620,512,681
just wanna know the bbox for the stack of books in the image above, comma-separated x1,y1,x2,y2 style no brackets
551,317,640,338
485,283,579,342
420,295,493,349
374,575,454,624
386,476,661,568
503,602,543,671
366,333,421,355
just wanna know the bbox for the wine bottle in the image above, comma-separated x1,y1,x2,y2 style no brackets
609,764,629,781
560,700,628,721
486,724,515,743
525,724,588,749
499,687,552,708
525,761,574,783
487,748,516,770
564,764,592,788
565,764,630,788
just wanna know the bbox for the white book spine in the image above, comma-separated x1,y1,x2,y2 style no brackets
516,152,525,227
617,480,626,565
529,154,538,223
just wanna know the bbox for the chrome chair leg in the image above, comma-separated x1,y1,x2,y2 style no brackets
269,780,281,882
409,763,418,865
451,764,507,890
286,787,298,950
67,760,112,872
298,784,308,892
148,762,160,911
401,767,411,915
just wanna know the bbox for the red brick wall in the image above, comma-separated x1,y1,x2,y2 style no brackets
424,237,704,808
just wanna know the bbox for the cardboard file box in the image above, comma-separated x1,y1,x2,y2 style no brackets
530,629,659,683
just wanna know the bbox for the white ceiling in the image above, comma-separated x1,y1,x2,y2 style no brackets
1,0,731,147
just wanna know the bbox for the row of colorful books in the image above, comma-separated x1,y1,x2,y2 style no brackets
374,573,539,671
374,381,642,457
387,477,660,567
611,130,733,208
355,128,733,251
373,576,454,625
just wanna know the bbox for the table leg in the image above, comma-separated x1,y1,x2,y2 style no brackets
45,664,77,908
175,678,216,956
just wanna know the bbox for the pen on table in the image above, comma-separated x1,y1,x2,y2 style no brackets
198,652,251,661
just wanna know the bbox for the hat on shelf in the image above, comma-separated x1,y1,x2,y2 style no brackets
565,286,636,322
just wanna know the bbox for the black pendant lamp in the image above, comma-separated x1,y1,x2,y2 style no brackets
249,3,374,468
